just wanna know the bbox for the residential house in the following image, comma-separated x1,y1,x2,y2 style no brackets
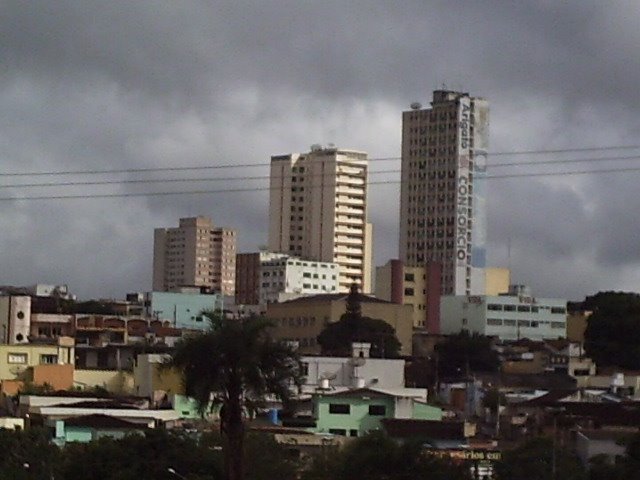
312,387,441,437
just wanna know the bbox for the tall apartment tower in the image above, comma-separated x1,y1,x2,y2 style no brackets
399,90,489,296
268,146,373,293
153,216,236,296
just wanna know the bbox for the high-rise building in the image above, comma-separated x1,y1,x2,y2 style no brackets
399,90,489,296
153,216,236,296
268,146,373,293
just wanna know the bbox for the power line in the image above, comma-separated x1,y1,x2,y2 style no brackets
489,154,640,168
2,164,640,202
2,144,640,177
4,153,640,190
0,170,398,189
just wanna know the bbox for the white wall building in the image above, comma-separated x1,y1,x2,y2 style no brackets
260,256,340,304
0,296,31,344
440,285,567,341
268,146,373,293
399,90,489,296
299,343,406,395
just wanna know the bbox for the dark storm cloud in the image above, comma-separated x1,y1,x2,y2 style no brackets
1,1,640,299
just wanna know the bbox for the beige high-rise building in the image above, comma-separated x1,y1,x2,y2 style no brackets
268,146,372,293
400,90,489,296
153,216,236,295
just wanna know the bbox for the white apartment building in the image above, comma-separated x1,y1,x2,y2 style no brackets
399,90,489,296
153,216,236,296
440,285,567,341
260,256,340,304
268,146,373,293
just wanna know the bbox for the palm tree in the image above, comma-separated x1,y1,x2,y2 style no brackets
168,313,301,480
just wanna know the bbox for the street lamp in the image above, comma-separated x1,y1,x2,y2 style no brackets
167,467,188,480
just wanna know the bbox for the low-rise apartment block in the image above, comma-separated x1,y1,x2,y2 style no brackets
440,285,567,341
265,293,413,356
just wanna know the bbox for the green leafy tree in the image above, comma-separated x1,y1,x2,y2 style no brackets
167,314,301,480
302,432,472,480
317,284,402,358
494,437,585,480
435,331,499,376
0,428,60,480
583,291,640,369
60,429,221,480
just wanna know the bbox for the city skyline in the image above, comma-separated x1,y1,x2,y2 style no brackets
2,2,640,300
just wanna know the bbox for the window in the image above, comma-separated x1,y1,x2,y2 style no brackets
404,273,415,282
504,305,516,312
349,429,358,437
40,354,58,365
8,353,27,364
486,318,502,326
517,306,531,312
517,320,530,327
487,304,502,311
504,319,516,326
404,288,415,296
551,307,566,314
368,405,386,416
551,322,565,329
329,404,350,414
328,429,347,436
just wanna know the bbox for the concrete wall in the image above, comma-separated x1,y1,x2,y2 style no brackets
32,364,74,391
73,369,134,395
301,356,405,390
133,354,183,398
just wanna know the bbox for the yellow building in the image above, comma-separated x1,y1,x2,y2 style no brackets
265,293,413,356
133,353,184,402
485,268,510,296
567,310,590,344
0,337,75,392
375,261,430,329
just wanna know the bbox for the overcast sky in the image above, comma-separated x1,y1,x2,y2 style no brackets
2,1,640,301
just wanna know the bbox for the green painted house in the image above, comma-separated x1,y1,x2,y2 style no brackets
313,387,442,437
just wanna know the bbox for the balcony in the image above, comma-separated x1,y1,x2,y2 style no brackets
335,245,364,255
336,196,365,207
335,217,364,227
335,236,363,246
335,255,363,267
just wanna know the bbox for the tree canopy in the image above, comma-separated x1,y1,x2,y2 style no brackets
435,331,499,376
301,431,472,480
317,284,402,358
167,313,301,480
583,291,640,369
494,436,585,480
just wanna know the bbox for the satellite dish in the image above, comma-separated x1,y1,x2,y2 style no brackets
410,102,422,110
